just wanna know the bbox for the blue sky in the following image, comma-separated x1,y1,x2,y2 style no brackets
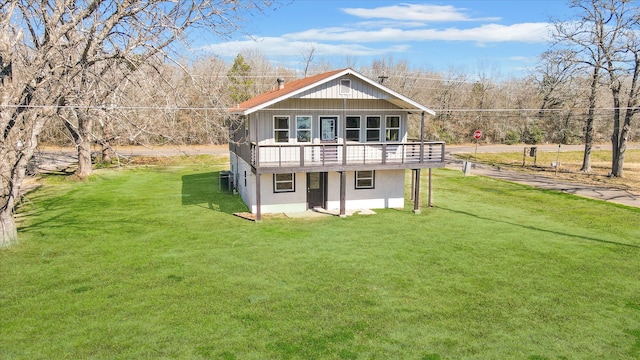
195,0,573,78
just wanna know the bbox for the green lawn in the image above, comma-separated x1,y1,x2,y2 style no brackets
2,156,640,359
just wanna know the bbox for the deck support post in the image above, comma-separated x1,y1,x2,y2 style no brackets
339,171,346,217
428,168,433,208
255,173,262,221
413,169,421,214
410,168,415,201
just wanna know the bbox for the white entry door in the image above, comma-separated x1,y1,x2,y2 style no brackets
320,116,337,142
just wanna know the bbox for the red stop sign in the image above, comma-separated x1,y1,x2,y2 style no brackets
474,130,482,139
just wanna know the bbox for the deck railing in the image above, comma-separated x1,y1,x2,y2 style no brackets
250,141,445,169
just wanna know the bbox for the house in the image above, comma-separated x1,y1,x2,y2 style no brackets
228,68,445,220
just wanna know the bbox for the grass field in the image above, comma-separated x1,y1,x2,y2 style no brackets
2,155,640,359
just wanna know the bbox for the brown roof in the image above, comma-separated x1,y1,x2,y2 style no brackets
228,67,435,116
228,68,347,114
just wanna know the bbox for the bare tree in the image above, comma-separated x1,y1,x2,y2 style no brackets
596,0,640,177
553,2,605,171
301,44,316,77
0,0,278,247
1,2,68,244
554,0,640,176
57,55,127,178
535,50,586,144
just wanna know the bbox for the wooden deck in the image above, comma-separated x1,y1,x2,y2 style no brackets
250,141,445,173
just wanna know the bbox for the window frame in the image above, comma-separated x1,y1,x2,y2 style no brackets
365,116,381,142
345,116,361,142
273,115,290,143
385,115,401,142
340,79,352,95
273,173,295,193
296,115,312,143
355,170,375,189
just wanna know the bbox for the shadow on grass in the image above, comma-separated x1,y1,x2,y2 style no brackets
437,206,640,249
181,172,246,214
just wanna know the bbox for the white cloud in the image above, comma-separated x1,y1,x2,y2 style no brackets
284,22,552,43
507,56,537,64
342,3,500,22
436,23,552,43
354,20,428,29
198,36,410,58
199,21,552,61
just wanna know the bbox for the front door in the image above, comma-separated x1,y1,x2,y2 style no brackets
307,172,327,209
320,116,337,142
320,116,338,162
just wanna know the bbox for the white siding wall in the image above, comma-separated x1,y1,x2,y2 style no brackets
294,74,390,100
326,170,405,210
231,154,308,213
257,172,307,213
230,153,255,211
254,99,407,145
230,157,406,214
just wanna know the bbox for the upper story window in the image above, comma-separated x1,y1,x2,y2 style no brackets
386,116,400,141
346,116,360,141
274,116,289,143
366,116,381,142
340,79,351,95
296,116,311,142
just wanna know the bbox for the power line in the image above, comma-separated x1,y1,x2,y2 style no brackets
0,104,636,113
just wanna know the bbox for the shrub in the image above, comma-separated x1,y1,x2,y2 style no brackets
504,130,521,145
523,125,544,144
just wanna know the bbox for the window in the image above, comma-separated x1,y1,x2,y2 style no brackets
274,116,289,143
340,79,351,95
274,173,295,192
346,116,360,141
296,116,311,142
355,171,375,189
366,116,381,142
386,116,400,141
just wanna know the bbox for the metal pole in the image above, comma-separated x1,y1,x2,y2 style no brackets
555,144,561,176
474,138,478,162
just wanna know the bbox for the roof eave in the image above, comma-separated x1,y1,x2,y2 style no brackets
240,68,352,115
227,68,436,116
352,71,436,116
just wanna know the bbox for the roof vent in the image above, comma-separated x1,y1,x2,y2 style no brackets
277,78,285,90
